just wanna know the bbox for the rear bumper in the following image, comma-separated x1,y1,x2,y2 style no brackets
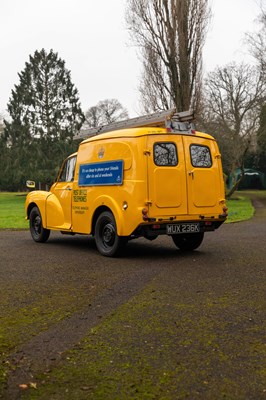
132,219,226,239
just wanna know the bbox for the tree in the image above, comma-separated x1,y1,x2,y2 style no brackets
5,48,84,143
126,0,210,113
246,7,266,176
246,7,266,77
84,99,128,128
257,104,266,175
0,115,3,134
202,62,266,196
3,49,85,189
0,125,6,189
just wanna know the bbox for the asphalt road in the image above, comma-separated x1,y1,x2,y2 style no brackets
1,193,266,399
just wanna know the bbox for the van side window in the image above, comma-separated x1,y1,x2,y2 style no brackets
59,156,77,182
190,145,212,167
154,143,178,166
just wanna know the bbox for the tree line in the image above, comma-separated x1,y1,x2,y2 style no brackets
0,0,265,192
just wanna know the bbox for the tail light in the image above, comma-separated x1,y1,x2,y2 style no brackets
142,207,149,221
222,206,228,217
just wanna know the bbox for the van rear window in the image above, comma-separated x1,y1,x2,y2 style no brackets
154,143,178,166
190,145,212,167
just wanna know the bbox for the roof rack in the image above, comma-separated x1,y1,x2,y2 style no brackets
74,109,194,141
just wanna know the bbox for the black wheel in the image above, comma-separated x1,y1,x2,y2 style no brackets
29,206,50,243
171,232,204,251
95,211,127,257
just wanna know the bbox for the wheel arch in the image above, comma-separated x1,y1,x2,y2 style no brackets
91,205,112,236
28,204,50,243
90,195,127,236
26,202,38,219
26,201,47,227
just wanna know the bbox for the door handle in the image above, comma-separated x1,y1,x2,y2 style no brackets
188,171,194,179
66,187,72,191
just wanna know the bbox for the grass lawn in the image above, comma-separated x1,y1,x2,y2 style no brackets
0,192,28,229
226,193,255,223
0,191,258,230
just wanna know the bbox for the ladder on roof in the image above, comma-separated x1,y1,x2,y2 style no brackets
74,109,194,141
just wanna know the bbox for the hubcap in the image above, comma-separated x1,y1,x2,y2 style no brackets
33,215,41,234
102,222,115,247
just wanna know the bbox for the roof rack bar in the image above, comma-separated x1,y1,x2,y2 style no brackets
74,109,194,140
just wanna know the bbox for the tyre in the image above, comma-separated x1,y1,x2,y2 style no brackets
29,206,50,243
171,232,204,251
95,211,127,257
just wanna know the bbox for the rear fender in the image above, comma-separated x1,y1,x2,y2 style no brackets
91,195,126,236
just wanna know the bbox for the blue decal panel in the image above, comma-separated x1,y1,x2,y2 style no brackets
78,160,123,186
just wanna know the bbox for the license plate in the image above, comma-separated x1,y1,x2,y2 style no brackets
167,223,200,234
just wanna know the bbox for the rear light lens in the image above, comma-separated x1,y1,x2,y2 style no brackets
222,205,228,217
142,207,149,221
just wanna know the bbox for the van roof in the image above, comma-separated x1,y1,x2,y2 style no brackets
80,127,214,144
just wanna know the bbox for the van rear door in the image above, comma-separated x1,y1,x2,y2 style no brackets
146,135,188,217
182,135,222,216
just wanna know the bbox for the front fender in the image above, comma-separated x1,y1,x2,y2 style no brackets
25,190,51,228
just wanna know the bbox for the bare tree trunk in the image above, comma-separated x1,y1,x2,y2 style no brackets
126,0,210,113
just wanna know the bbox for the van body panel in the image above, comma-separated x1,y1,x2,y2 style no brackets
154,168,183,208
69,136,149,236
46,182,73,229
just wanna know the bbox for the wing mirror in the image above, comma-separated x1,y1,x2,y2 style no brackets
26,180,36,189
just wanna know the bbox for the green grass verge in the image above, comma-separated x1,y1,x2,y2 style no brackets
226,193,254,223
0,192,28,229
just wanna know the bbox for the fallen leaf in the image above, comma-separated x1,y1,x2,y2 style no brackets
81,386,91,391
19,384,28,390
29,382,37,389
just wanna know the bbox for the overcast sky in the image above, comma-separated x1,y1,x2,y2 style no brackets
0,0,263,118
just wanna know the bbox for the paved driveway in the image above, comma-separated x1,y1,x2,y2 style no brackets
1,192,265,399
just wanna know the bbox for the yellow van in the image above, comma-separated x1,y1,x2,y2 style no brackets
25,110,227,257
